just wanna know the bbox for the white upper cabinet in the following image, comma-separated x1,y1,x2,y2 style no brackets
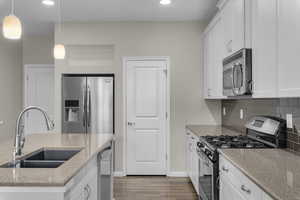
203,16,225,99
251,0,278,98
203,0,300,99
203,0,247,99
222,0,245,57
278,0,300,97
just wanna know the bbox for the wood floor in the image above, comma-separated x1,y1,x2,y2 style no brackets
114,176,198,200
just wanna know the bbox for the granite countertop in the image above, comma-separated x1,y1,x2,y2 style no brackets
0,133,113,187
186,125,243,137
219,149,300,200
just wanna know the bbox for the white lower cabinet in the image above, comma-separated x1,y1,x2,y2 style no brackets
0,156,100,200
65,157,98,200
186,130,199,195
219,155,274,200
220,177,247,200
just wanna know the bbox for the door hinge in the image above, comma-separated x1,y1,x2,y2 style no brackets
166,154,168,160
26,75,29,81
166,112,168,119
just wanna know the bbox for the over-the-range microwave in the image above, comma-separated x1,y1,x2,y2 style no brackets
223,48,252,97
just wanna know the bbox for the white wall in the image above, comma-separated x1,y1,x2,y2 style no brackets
22,34,54,65
0,31,23,141
54,22,221,172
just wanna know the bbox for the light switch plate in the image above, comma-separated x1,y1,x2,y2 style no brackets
0,121,4,125
240,109,244,119
286,114,293,129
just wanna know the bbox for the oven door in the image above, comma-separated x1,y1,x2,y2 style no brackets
198,149,216,200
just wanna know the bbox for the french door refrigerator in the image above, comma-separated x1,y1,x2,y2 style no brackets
62,74,114,134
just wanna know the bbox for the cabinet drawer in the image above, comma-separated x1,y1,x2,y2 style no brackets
219,155,262,200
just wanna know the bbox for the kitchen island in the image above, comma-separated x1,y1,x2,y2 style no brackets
0,133,114,199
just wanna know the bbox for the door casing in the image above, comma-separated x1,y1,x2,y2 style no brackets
122,57,170,176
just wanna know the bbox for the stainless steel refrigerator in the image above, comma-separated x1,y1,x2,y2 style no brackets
62,74,114,134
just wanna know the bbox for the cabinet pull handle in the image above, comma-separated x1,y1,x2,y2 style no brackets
222,166,229,172
241,185,251,194
84,184,91,200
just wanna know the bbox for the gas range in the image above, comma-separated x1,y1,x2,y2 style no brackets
197,135,271,162
197,116,287,200
202,135,271,149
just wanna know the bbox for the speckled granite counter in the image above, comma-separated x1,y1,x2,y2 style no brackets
219,149,300,200
186,125,242,137
0,133,113,187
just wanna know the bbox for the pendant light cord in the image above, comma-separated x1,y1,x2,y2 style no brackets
58,0,62,33
11,0,15,15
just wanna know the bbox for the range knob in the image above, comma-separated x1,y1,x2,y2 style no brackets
197,142,204,148
205,149,212,157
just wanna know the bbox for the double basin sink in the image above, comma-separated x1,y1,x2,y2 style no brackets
1,149,81,168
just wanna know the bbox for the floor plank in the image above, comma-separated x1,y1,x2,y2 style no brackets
114,176,198,200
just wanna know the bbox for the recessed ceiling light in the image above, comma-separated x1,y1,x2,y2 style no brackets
160,0,172,5
42,0,55,6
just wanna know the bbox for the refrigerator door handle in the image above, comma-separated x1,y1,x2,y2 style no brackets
87,86,91,127
83,86,86,127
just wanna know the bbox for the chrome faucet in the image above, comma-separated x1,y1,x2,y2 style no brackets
13,106,54,158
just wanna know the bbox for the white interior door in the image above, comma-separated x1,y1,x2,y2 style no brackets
24,65,54,135
126,60,167,175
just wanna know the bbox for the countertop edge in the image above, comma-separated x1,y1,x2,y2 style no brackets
0,134,115,187
61,135,114,187
218,149,282,200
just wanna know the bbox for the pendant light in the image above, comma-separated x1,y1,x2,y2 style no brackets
2,0,22,40
54,0,65,59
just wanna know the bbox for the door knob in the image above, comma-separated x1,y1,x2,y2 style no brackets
128,122,136,126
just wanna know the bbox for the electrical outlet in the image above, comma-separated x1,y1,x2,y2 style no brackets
286,114,293,129
223,107,226,116
240,109,244,119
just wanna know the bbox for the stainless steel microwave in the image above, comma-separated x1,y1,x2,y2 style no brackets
223,48,252,96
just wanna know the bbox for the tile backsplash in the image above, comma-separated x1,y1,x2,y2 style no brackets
222,98,300,152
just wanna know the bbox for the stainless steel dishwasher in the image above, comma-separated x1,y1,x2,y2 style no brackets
98,143,113,200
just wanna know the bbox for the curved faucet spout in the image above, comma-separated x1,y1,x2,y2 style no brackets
14,106,54,157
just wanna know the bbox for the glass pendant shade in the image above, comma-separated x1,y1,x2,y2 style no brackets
54,44,66,59
2,15,22,40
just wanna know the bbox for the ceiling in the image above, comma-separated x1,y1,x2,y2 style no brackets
0,0,218,35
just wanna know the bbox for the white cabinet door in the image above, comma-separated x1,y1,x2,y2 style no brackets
190,134,199,194
220,178,248,200
252,0,278,98
65,159,98,200
203,33,210,98
186,132,199,195
186,133,192,178
191,142,199,194
278,0,300,97
209,17,225,98
222,0,245,57
203,16,225,99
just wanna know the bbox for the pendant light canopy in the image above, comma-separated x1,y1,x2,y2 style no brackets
54,0,65,59
2,0,22,40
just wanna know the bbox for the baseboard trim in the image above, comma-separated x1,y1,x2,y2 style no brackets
167,171,188,177
114,171,126,177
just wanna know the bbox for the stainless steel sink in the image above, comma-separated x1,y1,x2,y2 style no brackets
25,149,81,161
1,160,65,168
0,149,82,168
